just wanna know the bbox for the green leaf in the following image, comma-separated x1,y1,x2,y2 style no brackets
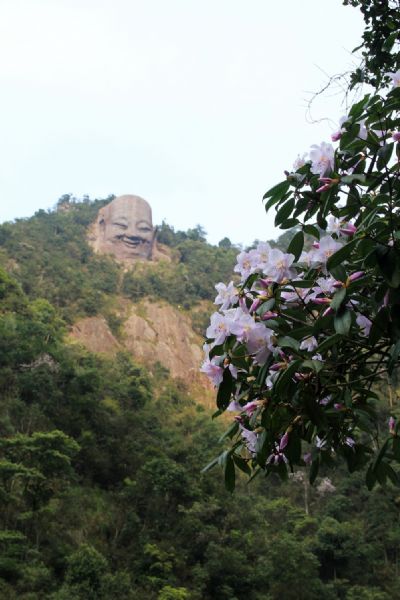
393,437,400,462
280,218,299,230
330,287,347,311
277,336,300,352
303,224,320,240
327,239,357,271
388,340,400,375
256,298,275,317
224,455,236,492
216,368,233,411
375,245,400,288
309,456,320,484
302,359,324,373
263,180,290,201
383,31,398,52
316,333,342,353
366,463,376,490
232,454,251,476
334,308,352,335
341,174,366,185
275,198,295,227
377,143,394,170
274,359,302,398
218,421,239,443
372,439,389,473
201,456,219,473
287,231,304,261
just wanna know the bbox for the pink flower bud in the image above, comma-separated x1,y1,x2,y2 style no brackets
340,222,357,236
393,132,400,142
316,183,331,193
383,290,390,307
322,306,334,317
331,130,342,142
259,278,273,289
349,271,364,282
249,298,262,313
312,241,320,249
260,311,278,321
313,297,331,305
389,416,396,434
279,432,289,450
270,362,286,372
239,296,249,314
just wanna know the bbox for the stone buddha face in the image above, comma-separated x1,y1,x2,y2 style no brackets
92,195,155,260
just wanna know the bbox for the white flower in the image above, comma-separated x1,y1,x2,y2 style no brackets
200,358,224,386
293,153,308,170
254,242,272,272
206,312,232,345
327,216,341,234
356,314,372,336
300,336,318,352
234,250,259,281
310,276,338,299
239,425,258,454
312,236,342,264
264,248,296,283
214,281,238,310
386,69,400,88
246,323,274,365
309,142,335,176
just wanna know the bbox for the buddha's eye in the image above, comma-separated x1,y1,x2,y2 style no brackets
113,222,128,229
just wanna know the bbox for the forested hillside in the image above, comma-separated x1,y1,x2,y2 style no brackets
0,199,399,599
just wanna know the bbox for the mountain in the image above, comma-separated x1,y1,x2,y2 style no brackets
0,197,399,600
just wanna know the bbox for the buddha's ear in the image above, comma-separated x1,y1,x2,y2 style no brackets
99,218,106,237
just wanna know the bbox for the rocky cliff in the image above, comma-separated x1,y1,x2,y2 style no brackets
70,299,213,404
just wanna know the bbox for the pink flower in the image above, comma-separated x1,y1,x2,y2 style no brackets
392,131,400,142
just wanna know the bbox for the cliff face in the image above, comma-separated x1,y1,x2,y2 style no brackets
70,299,211,396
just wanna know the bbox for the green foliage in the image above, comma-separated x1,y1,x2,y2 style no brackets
343,0,400,88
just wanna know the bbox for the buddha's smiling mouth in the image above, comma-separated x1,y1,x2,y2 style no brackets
114,235,150,249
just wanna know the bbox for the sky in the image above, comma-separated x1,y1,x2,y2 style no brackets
0,0,364,246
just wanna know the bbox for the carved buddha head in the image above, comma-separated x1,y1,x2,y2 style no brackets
91,195,155,260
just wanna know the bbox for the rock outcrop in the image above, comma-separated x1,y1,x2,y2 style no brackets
70,300,210,395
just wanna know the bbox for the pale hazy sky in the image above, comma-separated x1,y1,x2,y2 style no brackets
0,0,363,245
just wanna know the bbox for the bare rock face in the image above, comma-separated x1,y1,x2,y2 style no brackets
70,316,121,355
88,195,156,261
123,303,203,381
69,302,211,398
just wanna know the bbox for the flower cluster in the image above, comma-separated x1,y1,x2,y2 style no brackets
203,84,400,491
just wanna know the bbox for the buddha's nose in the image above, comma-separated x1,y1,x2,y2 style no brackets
125,224,140,238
